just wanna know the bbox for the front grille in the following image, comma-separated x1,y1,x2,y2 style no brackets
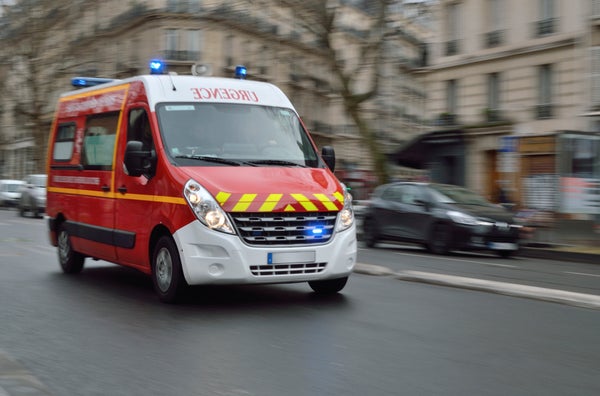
230,212,338,246
250,262,327,276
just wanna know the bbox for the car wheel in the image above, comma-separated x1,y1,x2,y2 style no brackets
57,224,85,274
152,235,187,303
308,277,348,294
363,217,380,248
428,223,451,255
497,250,514,258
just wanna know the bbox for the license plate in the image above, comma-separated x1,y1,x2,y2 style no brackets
488,242,517,251
267,251,316,265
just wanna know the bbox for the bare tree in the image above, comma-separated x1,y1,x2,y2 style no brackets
0,0,93,173
279,0,393,184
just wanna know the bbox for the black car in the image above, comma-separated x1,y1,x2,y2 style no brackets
362,182,521,257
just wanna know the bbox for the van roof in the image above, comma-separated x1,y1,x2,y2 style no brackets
61,75,296,111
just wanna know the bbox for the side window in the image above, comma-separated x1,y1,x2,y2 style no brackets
400,185,421,205
381,185,402,203
126,108,156,178
82,112,119,170
53,123,76,161
128,108,154,151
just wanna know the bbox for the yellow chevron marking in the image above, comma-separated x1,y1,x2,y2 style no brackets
333,191,345,204
232,193,257,212
284,204,296,212
216,191,231,206
313,193,339,210
291,193,318,211
259,193,283,212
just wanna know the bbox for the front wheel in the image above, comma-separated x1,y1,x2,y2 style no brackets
308,277,348,294
152,235,187,303
362,217,380,248
57,224,85,274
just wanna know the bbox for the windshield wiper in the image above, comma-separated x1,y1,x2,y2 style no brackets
246,159,307,167
174,155,249,166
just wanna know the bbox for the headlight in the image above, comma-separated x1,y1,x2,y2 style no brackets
336,188,354,232
184,180,235,234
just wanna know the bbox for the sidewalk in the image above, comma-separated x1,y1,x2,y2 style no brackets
519,243,600,265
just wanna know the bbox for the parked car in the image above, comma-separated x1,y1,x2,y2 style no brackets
362,182,522,257
18,174,47,218
0,179,25,208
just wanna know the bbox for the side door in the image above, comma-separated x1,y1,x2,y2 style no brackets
73,112,119,262
397,185,431,240
113,106,157,271
377,185,405,238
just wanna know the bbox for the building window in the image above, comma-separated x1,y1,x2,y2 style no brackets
165,29,178,59
485,0,504,47
447,79,458,115
536,64,553,119
487,73,501,121
445,3,461,55
188,30,202,61
592,47,600,109
536,0,555,36
224,35,234,67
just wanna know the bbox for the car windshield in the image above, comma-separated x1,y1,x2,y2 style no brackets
429,184,492,206
156,103,320,167
30,175,47,188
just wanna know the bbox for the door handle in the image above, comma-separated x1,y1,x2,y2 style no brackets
118,186,127,194
101,185,110,192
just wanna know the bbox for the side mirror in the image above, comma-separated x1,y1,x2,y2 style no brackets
124,141,155,177
321,146,335,172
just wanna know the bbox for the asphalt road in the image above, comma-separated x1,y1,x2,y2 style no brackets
1,209,599,396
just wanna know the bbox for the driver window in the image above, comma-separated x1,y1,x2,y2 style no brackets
128,108,154,152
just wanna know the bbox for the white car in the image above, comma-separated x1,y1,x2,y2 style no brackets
18,174,47,218
0,179,26,208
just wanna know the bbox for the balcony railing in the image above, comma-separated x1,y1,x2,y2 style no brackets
163,50,200,62
445,39,459,56
536,18,556,37
485,30,504,48
535,104,554,119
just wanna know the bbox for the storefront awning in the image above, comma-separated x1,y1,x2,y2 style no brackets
392,129,463,169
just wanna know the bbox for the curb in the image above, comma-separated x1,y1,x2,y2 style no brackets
353,263,600,310
518,247,600,265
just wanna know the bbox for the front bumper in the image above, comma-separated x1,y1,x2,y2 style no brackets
451,223,521,252
173,220,357,286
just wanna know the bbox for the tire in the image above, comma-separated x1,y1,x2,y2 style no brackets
308,277,348,294
362,217,380,248
497,250,514,258
151,235,187,303
428,223,451,255
57,224,85,274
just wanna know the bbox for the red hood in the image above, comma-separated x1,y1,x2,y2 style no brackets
179,167,345,213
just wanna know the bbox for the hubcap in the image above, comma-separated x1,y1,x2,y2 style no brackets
155,247,173,293
58,231,70,263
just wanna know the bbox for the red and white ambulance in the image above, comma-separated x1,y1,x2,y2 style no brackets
46,65,357,302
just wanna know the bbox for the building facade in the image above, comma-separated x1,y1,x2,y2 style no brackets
0,0,429,194
403,0,600,235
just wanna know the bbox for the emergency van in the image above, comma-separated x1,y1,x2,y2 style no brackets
46,65,357,302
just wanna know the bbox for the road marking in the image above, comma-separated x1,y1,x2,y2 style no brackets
564,271,600,278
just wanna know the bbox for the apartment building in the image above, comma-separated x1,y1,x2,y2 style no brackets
0,0,428,196
398,0,600,229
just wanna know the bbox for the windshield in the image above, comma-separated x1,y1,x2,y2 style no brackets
156,103,321,167
429,184,492,206
30,175,47,188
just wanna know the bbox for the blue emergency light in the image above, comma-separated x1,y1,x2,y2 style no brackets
71,77,115,88
235,65,247,79
150,59,166,74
